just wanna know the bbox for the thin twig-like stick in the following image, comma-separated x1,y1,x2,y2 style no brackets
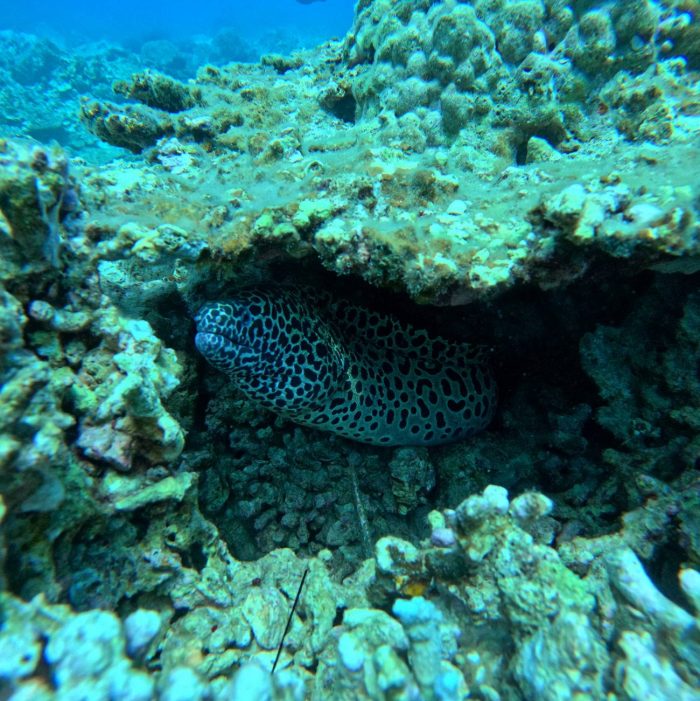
348,457,373,559
272,566,309,673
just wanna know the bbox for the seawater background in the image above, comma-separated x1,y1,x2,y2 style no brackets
1,0,355,58
0,0,355,156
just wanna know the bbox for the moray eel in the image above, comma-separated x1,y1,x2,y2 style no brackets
194,288,496,446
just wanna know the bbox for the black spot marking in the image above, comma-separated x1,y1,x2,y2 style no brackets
417,398,430,419
471,366,483,395
448,399,466,412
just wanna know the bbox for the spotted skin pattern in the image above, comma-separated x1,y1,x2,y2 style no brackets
195,289,496,446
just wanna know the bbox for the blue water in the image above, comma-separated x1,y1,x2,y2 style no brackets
1,0,354,50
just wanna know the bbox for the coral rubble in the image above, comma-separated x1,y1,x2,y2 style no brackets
1,0,699,699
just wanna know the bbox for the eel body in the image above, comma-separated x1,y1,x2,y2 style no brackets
195,288,496,446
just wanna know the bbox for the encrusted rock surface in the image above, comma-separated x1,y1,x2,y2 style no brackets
1,1,699,699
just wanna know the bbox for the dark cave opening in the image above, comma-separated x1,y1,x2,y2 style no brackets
321,89,357,124
165,256,699,569
327,92,357,124
644,540,692,611
182,541,208,572
513,123,567,166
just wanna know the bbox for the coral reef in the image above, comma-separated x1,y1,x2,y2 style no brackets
0,32,143,160
0,140,188,608
1,0,699,699
581,278,700,470
0,27,333,159
0,140,69,268
3,483,700,700
54,0,696,305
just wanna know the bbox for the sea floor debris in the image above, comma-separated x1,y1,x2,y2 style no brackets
1,0,699,698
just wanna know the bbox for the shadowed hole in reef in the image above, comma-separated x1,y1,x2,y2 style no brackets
514,124,566,165
171,608,188,624
644,541,691,610
182,542,208,572
193,355,213,433
332,606,346,626
328,92,357,123
185,261,695,570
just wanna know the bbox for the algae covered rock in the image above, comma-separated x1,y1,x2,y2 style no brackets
80,98,173,153
343,0,685,153
113,71,199,113
1,2,700,700
512,610,610,700
0,140,73,269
